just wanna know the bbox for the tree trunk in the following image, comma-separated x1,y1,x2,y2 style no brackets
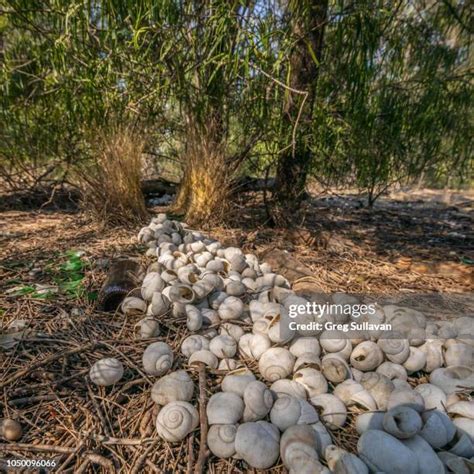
273,0,328,216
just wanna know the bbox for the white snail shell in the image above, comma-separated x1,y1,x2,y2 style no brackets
386,388,425,413
270,396,318,431
150,292,170,316
177,265,199,285
419,410,456,449
311,421,332,459
444,341,473,367
217,358,241,372
209,335,237,359
447,401,474,420
293,368,328,398
142,342,173,376
168,283,196,304
225,280,246,297
402,346,427,374
188,350,218,369
376,361,408,381
350,341,384,371
137,317,161,339
207,424,237,458
185,305,202,332
89,358,124,386
320,334,352,359
358,430,418,473
377,336,410,364
200,273,224,292
359,372,395,410
453,418,474,440
121,297,147,316
325,445,368,474
243,380,274,421
430,366,474,394
156,401,199,442
219,322,244,342
207,392,244,424
259,347,295,382
181,335,209,358
218,296,244,320
333,380,377,411
235,421,280,469
414,383,447,411
294,352,321,372
249,301,277,322
310,394,347,430
238,333,271,360
383,406,422,439
141,272,165,301
355,412,385,435
280,425,322,474
221,368,256,396
193,279,218,300
270,379,307,400
419,340,444,373
201,308,220,326
321,353,352,383
151,370,194,405
289,337,321,358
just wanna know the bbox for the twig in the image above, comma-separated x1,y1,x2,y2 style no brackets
86,382,112,437
83,432,153,446
186,433,195,474
194,363,209,474
130,440,158,474
55,437,87,472
75,453,114,473
0,443,76,454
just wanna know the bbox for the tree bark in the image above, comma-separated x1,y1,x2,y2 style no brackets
273,0,328,215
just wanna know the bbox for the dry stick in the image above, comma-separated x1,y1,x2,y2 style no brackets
186,434,195,474
75,453,114,473
130,440,159,474
84,433,153,446
86,382,112,437
0,443,76,454
55,437,87,473
194,363,209,474
0,342,99,389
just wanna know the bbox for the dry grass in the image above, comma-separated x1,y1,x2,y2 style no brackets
77,127,148,227
173,122,235,226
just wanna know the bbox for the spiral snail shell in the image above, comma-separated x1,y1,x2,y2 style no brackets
259,347,295,382
151,370,194,405
280,425,323,474
155,401,199,442
89,358,124,386
270,396,319,431
243,380,274,422
142,342,174,376
207,424,237,458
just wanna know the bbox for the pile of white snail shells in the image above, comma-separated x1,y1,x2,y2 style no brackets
91,214,474,473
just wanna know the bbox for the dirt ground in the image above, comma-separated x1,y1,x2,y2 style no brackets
0,188,473,472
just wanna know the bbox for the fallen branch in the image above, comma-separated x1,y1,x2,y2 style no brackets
194,363,209,474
